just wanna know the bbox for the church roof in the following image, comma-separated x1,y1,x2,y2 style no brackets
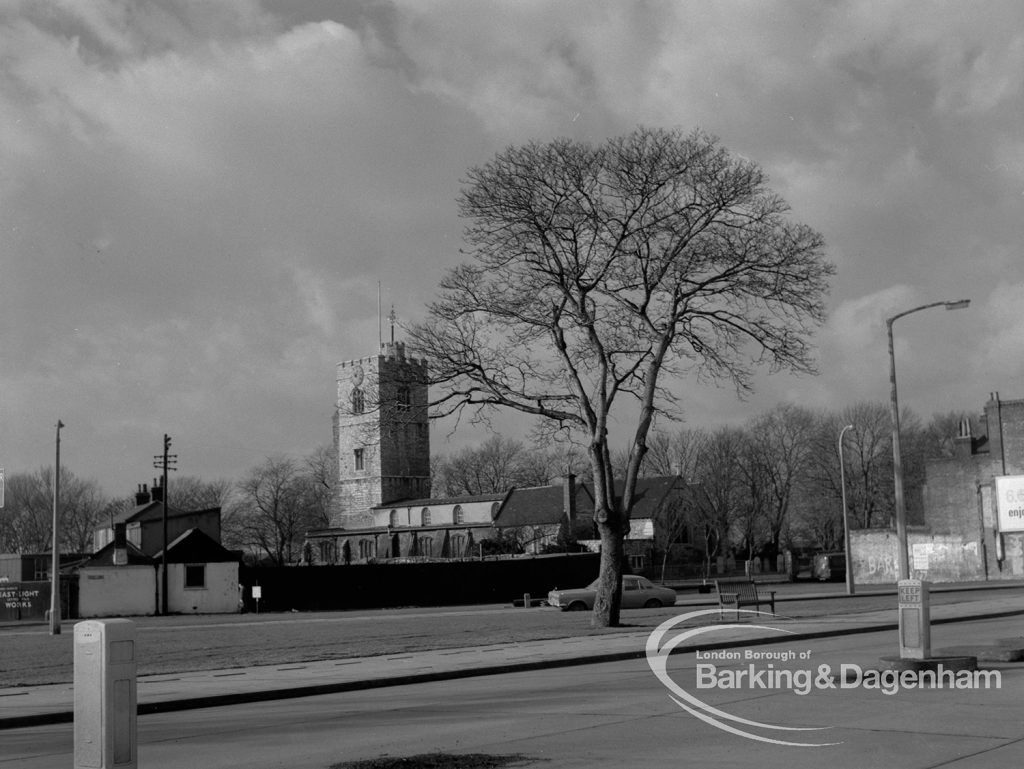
371,491,508,510
493,475,690,528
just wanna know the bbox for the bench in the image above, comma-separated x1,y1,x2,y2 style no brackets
714,579,776,618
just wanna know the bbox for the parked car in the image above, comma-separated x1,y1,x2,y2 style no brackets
812,552,847,581
547,575,677,611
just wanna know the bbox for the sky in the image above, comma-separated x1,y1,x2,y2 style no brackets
1,0,1023,498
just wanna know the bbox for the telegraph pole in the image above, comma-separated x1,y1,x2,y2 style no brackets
50,420,65,635
154,434,177,615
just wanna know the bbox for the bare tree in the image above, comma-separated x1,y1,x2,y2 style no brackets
410,127,831,626
168,476,235,512
640,427,707,480
691,427,747,579
0,467,109,554
303,445,336,531
744,403,817,563
433,435,529,496
232,456,322,566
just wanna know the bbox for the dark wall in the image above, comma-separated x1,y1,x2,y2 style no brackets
239,553,601,612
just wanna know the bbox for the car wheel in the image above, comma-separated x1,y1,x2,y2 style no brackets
643,599,663,609
567,601,588,611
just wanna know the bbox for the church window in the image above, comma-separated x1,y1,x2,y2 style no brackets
354,448,364,471
359,540,374,560
389,509,399,527
453,505,465,525
490,502,500,518
452,534,467,556
421,508,431,526
421,538,433,557
319,541,337,564
397,386,410,408
351,388,365,414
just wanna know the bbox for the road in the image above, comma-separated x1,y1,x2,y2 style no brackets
4,582,1020,687
3,613,1023,768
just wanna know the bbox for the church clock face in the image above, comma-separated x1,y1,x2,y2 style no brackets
351,365,364,387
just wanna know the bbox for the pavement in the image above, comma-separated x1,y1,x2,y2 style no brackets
2,583,1023,732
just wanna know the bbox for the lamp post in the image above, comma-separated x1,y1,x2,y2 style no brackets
838,424,855,595
886,299,970,580
49,419,64,635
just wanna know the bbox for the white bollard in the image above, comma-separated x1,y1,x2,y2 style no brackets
74,619,137,769
897,579,931,660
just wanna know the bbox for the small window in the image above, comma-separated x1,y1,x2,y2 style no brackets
453,505,464,525
490,501,500,518
359,540,374,560
184,564,206,589
421,508,431,526
452,534,466,556
421,539,433,557
354,448,364,471
628,555,645,572
351,388,365,415
397,386,411,407
389,510,399,527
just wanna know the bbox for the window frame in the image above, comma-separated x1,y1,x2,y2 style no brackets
184,563,206,590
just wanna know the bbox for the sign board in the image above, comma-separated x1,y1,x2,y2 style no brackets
251,586,262,599
911,543,930,571
994,476,1024,533
0,582,50,622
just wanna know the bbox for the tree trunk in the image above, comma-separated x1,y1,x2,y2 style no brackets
592,521,624,627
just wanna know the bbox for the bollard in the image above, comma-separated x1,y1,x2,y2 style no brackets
74,619,137,769
523,593,531,608
897,579,931,660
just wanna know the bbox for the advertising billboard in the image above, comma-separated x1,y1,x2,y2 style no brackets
994,475,1024,533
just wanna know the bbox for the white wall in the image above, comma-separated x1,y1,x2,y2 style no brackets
165,562,240,614
79,566,156,617
375,499,499,528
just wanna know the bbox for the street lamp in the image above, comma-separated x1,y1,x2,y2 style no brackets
887,299,970,580
838,424,854,595
50,419,64,635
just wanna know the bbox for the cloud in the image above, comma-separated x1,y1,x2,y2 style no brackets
2,1,1023,494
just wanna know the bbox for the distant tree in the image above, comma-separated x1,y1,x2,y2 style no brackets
232,456,323,566
168,476,234,512
433,435,529,496
0,467,108,553
410,126,831,626
639,428,707,480
744,403,817,561
302,445,336,531
922,411,970,459
691,427,747,577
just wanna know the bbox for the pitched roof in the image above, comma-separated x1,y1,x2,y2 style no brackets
100,502,219,529
493,475,692,528
493,482,595,527
83,540,154,567
153,528,239,563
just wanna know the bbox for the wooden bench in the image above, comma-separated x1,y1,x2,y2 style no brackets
714,579,776,617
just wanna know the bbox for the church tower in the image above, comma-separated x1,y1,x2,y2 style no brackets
332,340,431,528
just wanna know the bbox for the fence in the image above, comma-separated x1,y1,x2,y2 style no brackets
240,552,602,612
